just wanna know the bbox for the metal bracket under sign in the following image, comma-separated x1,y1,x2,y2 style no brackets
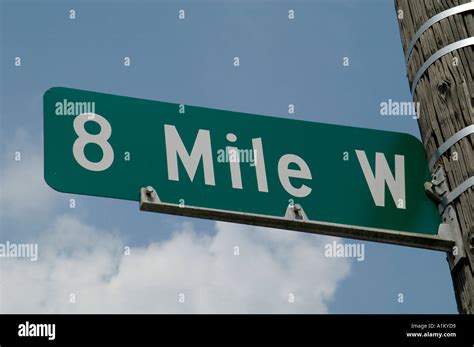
139,187,454,253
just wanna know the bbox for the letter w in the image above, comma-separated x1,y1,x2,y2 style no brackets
164,125,215,185
355,150,405,209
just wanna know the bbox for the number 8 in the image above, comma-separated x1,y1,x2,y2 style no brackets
73,113,114,171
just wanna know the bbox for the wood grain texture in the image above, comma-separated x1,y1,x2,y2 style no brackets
395,0,474,313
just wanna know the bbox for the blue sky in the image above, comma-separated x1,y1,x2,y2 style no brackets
0,0,457,313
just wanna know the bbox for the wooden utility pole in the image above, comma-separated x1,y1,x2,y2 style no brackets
394,0,474,313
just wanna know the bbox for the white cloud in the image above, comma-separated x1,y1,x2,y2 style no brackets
0,129,58,222
1,215,351,313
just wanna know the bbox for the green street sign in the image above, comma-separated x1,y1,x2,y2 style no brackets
44,87,445,249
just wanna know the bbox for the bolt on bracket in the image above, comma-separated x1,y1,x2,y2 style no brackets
141,186,161,204
285,203,308,221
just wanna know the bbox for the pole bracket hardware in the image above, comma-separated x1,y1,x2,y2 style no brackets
425,166,472,271
424,167,474,213
438,176,474,213
439,206,466,271
424,165,449,203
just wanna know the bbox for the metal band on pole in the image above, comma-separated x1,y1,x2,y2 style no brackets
438,176,474,213
410,37,474,94
429,125,474,170
405,2,474,66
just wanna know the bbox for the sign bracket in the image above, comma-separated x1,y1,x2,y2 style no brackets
424,165,473,272
139,186,455,253
284,204,308,221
